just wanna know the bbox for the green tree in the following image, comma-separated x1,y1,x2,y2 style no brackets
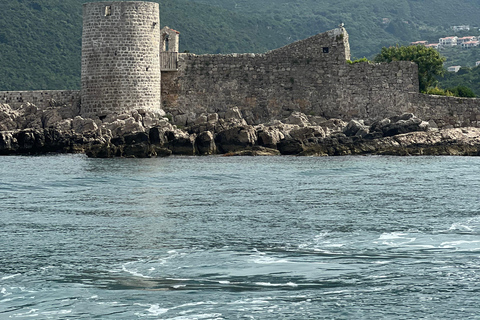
374,45,446,92
447,85,476,98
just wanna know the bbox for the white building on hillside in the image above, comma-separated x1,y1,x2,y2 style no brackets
447,66,462,72
439,36,458,47
476,61,480,67
461,41,479,48
425,43,439,49
458,36,477,44
452,25,470,32
410,41,428,46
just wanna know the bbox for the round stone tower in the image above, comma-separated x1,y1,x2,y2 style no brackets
81,1,161,117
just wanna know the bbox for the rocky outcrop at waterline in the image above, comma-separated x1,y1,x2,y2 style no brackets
2,103,480,157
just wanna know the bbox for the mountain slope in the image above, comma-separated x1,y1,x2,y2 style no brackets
0,0,293,90
2,0,480,90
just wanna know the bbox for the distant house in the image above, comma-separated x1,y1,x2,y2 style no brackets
410,41,428,46
452,25,470,32
458,36,477,44
447,66,462,72
476,61,480,67
439,36,458,47
425,43,439,49
461,41,479,49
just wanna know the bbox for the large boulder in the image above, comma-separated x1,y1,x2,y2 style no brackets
41,109,63,128
285,112,310,127
215,125,257,153
289,126,326,140
149,127,168,146
72,116,99,134
277,138,304,155
165,130,195,155
0,132,17,154
343,120,369,137
382,115,429,137
195,131,217,155
257,126,285,148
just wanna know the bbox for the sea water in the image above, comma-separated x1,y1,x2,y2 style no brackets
1,155,480,319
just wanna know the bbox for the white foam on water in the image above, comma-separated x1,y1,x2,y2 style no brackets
377,232,416,246
378,232,408,240
166,277,191,281
255,282,298,287
218,280,230,284
147,304,169,315
449,223,474,232
313,248,336,254
250,255,291,264
1,273,21,280
172,285,186,289
171,301,218,310
440,240,480,251
229,297,271,305
13,308,39,317
164,313,223,320
41,310,72,316
121,263,152,279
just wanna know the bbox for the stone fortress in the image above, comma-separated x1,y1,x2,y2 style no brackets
2,0,480,129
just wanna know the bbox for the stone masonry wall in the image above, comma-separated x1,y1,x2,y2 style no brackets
161,28,419,125
81,2,161,117
407,93,480,128
0,90,80,111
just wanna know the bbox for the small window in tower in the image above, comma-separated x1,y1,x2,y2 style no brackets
323,47,329,53
105,6,112,16
165,36,170,52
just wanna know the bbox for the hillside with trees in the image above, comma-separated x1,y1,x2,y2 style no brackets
1,0,480,90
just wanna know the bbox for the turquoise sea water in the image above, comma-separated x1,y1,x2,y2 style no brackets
1,155,480,319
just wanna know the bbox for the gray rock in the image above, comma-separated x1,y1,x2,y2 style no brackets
277,138,304,155
290,126,326,140
42,109,63,128
195,131,216,155
215,125,257,153
72,116,98,134
344,120,368,137
382,116,427,137
285,112,310,127
370,118,391,133
165,130,195,155
0,132,16,153
257,127,285,148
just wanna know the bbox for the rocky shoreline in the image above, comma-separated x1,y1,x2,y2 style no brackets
2,102,480,157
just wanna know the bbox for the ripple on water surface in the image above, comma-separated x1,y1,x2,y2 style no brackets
2,155,480,319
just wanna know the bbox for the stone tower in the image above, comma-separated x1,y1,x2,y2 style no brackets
81,1,161,117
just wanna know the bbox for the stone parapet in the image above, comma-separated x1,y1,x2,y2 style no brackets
0,90,80,110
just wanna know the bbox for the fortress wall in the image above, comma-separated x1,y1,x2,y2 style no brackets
407,93,480,128
161,28,419,125
0,90,81,110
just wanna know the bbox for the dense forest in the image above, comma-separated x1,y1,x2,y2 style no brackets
1,0,480,91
